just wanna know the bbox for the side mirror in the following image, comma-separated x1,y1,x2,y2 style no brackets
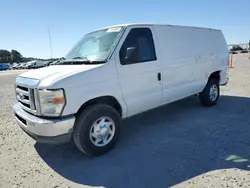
125,47,139,63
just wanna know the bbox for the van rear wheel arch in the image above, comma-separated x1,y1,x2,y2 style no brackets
208,71,220,84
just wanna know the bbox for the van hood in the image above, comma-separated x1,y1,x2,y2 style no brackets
19,64,101,85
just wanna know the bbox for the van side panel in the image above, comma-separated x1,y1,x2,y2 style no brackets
154,25,228,104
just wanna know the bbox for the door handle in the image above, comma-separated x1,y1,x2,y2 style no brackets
157,72,161,81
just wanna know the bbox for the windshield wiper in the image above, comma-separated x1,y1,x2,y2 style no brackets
72,56,92,62
60,56,106,65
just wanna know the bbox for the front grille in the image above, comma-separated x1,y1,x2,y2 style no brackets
16,85,28,91
20,101,30,108
16,84,36,114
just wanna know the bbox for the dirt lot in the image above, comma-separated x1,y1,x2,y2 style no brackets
1,54,250,188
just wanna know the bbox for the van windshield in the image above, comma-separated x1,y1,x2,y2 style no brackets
65,27,124,62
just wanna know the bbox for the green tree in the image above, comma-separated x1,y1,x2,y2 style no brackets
248,40,250,50
10,49,23,63
0,50,11,63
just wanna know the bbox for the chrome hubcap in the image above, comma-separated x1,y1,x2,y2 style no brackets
209,84,218,101
89,116,115,147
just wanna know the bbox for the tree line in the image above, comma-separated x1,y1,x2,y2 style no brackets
0,49,60,64
0,49,24,63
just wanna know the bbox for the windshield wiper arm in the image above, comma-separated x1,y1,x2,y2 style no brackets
72,56,92,63
61,56,106,65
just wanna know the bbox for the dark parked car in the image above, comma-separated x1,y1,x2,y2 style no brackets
0,64,9,71
240,50,249,53
229,51,237,54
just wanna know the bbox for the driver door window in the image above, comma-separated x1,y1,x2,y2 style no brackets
119,28,157,65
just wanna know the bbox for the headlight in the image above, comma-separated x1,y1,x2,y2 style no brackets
38,89,66,117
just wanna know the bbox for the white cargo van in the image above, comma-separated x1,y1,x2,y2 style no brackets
26,60,45,69
13,23,229,156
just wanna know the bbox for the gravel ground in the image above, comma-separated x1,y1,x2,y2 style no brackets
1,54,250,188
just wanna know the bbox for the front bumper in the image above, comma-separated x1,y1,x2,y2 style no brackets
13,103,75,144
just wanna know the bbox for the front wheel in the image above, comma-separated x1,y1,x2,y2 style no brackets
199,79,220,106
73,104,121,156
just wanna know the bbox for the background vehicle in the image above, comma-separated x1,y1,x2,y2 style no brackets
18,63,27,69
8,64,12,70
44,61,53,67
0,63,9,71
240,50,249,53
13,23,229,156
25,61,34,69
26,60,45,69
50,60,62,65
23,63,31,69
14,63,23,70
12,64,19,70
11,63,18,69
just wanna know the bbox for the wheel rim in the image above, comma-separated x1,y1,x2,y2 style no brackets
209,84,218,101
89,116,115,147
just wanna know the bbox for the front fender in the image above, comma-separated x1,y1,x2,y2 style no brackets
61,80,127,118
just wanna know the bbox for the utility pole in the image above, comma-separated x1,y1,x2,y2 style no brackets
48,25,53,59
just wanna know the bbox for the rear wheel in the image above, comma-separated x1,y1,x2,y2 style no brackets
73,104,121,156
199,79,220,106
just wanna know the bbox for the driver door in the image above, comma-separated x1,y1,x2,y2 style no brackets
115,26,163,117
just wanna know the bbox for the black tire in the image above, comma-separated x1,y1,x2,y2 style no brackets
199,78,220,106
73,104,121,156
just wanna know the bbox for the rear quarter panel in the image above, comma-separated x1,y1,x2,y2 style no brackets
154,25,228,94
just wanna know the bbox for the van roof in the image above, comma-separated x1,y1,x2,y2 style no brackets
97,23,221,32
